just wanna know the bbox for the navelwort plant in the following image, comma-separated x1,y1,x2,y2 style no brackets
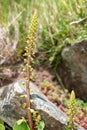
65,90,77,130
22,11,45,130
13,11,44,130
23,11,38,130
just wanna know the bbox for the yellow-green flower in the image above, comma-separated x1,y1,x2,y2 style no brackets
67,90,76,130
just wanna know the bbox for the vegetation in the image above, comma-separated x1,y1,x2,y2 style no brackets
0,118,45,130
21,11,45,130
40,80,87,129
65,91,76,130
23,11,38,130
1,0,87,69
0,0,87,130
0,11,45,130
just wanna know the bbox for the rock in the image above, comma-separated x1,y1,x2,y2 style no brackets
0,79,84,130
58,39,87,98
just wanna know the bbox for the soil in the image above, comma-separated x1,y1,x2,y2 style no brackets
0,63,60,89
32,66,59,87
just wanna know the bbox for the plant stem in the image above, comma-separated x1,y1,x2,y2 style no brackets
24,11,38,130
25,53,33,130
55,71,65,90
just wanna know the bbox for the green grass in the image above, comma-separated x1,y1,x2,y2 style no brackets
0,0,87,69
35,0,87,69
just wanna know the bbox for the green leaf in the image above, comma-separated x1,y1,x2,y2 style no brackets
0,124,5,130
64,126,70,130
37,121,45,130
16,119,25,125
13,119,30,130
21,103,26,109
0,119,4,125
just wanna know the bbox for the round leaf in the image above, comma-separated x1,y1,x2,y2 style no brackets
0,124,5,130
0,119,4,125
13,119,30,130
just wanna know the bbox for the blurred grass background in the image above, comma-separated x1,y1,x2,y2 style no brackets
0,0,87,70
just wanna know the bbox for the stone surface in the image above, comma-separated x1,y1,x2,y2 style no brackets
0,79,84,130
59,39,87,98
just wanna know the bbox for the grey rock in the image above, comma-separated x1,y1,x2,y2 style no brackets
0,79,84,130
59,39,87,98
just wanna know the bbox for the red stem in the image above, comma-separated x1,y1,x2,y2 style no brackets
25,55,33,130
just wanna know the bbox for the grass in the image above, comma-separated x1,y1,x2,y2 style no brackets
1,0,87,69
36,0,87,69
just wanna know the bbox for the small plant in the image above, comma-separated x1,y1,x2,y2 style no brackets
22,11,45,130
13,111,45,130
31,109,45,130
23,11,38,130
65,90,77,130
